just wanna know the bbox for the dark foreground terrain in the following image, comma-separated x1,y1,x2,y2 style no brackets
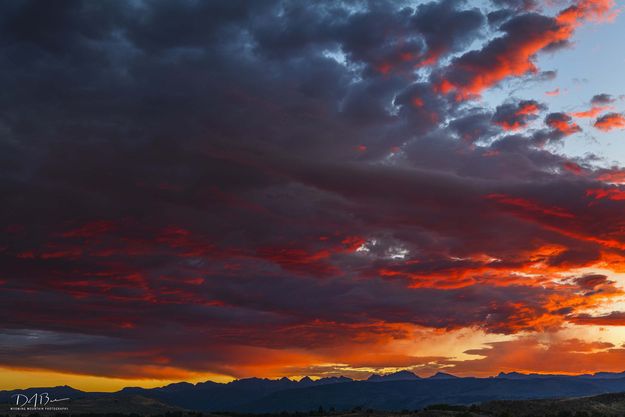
6,392,625,417
5,395,625,417
8,373,625,416
8,372,625,413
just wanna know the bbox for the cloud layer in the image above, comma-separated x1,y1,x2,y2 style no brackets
0,0,624,385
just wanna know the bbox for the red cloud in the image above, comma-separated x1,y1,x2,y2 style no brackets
516,101,540,116
545,88,560,97
597,169,625,184
594,113,625,131
437,0,616,100
494,100,543,131
586,187,625,201
546,113,582,136
61,220,117,238
569,311,625,326
556,0,618,26
256,236,365,277
486,193,575,219
571,105,613,118
562,161,583,174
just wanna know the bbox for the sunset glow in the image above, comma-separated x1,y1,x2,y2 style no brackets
3,0,625,392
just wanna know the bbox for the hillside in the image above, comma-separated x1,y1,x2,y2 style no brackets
2,394,186,416
481,391,625,416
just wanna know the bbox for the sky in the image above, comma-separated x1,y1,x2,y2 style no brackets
4,0,625,392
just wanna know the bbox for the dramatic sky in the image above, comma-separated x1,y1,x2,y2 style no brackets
4,0,625,392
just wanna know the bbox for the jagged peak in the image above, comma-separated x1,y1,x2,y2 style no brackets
429,372,459,379
368,370,419,381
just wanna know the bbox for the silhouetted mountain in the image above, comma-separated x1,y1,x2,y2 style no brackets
0,385,87,403
317,376,353,384
428,372,459,380
496,371,625,380
95,375,357,412
9,373,625,413
243,378,625,412
159,382,195,392
496,372,563,380
368,371,420,382
298,376,315,386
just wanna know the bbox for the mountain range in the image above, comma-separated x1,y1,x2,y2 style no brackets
5,371,625,413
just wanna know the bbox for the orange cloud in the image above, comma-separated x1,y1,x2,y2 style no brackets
571,105,613,118
438,0,616,100
517,102,541,116
594,113,625,131
453,336,625,377
546,113,582,136
546,88,561,97
556,0,618,26
597,169,625,184
569,311,625,326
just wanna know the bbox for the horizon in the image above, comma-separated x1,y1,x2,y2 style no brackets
5,368,625,393
5,0,625,395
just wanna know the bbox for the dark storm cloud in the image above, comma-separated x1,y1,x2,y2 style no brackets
492,100,545,131
0,0,624,380
487,9,515,26
449,111,498,142
591,93,616,105
0,273,607,377
573,274,612,290
569,311,625,326
411,0,485,61
534,70,558,82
